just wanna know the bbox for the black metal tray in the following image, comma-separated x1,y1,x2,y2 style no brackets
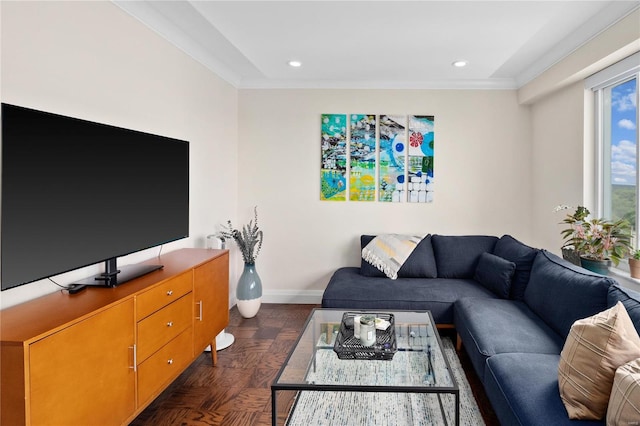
333,312,397,360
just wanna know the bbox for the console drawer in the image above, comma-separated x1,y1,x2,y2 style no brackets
137,328,193,407
136,271,192,320
137,293,192,362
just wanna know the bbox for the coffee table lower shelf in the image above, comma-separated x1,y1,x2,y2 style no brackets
272,384,459,425
270,309,459,426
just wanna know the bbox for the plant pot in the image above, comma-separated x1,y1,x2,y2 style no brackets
629,258,640,279
579,257,611,276
561,247,581,266
236,262,262,318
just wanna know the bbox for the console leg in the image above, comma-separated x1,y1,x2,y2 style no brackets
210,339,217,366
456,333,462,351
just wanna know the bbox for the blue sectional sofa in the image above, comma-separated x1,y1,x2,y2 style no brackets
321,234,640,425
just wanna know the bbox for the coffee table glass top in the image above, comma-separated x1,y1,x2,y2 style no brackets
273,309,457,391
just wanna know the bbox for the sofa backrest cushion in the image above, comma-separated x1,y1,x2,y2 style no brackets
431,235,498,279
524,250,616,338
492,234,539,301
360,234,438,278
473,252,516,298
608,284,640,333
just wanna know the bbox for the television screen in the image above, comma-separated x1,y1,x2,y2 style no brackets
1,103,189,291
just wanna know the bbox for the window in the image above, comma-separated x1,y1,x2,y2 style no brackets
588,53,639,261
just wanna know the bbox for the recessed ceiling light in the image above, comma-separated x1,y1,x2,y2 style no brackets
452,60,468,68
288,60,302,68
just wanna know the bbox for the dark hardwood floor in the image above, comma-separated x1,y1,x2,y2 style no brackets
130,304,499,425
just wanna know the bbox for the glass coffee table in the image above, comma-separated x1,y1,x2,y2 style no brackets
271,309,459,425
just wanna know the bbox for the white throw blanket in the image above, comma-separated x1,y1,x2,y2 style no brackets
362,234,421,279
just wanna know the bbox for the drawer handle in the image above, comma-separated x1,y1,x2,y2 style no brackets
167,358,173,365
196,300,203,321
167,290,173,296
129,345,137,372
167,321,174,327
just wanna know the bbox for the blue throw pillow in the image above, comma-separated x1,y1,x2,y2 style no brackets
474,252,516,299
608,284,640,333
493,235,539,301
432,235,499,278
360,234,438,278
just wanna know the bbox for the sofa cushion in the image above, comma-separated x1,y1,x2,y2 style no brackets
608,284,640,333
484,353,603,426
454,297,564,380
524,250,616,338
473,252,515,298
607,358,640,425
558,302,640,420
493,234,539,301
431,235,498,278
360,235,437,278
322,267,497,324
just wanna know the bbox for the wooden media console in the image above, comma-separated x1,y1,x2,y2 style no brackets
1,248,229,425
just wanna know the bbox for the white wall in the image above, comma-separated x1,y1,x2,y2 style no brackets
238,89,532,301
524,8,639,255
524,9,639,291
529,82,589,252
1,1,239,308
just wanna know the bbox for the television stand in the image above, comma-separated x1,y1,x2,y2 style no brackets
73,258,163,287
1,248,229,426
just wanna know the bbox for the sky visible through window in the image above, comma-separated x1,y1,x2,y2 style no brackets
611,78,637,186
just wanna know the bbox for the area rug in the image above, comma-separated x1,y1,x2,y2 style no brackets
286,337,485,426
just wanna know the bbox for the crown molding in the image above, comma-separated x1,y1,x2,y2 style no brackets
112,0,242,87
515,2,640,87
238,78,518,90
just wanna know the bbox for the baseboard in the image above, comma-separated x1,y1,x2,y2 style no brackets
229,290,323,307
229,289,321,305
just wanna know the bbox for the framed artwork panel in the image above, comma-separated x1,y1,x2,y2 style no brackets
349,114,377,201
408,115,435,203
321,114,347,201
379,115,406,202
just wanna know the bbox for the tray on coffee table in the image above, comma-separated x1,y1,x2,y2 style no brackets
333,312,397,360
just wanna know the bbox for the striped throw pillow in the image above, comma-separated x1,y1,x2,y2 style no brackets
607,358,640,425
558,302,640,420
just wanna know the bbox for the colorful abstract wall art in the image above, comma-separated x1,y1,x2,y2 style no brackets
321,114,347,201
349,114,376,201
408,115,435,203
379,115,407,202
320,113,434,203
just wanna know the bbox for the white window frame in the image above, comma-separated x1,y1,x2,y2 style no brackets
586,52,640,270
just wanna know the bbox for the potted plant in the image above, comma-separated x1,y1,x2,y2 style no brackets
630,249,640,279
556,205,590,266
217,207,264,318
557,205,633,275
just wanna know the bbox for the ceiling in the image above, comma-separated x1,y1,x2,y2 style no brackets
113,1,640,89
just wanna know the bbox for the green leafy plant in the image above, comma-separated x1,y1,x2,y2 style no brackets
557,205,632,266
217,207,263,264
632,249,640,260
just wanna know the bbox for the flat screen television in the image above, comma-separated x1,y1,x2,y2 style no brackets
1,103,189,291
